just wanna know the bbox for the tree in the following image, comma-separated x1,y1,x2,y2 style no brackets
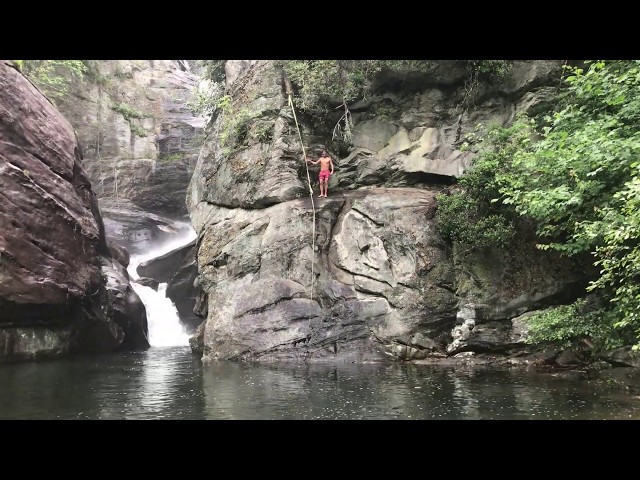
14,60,86,103
439,60,640,350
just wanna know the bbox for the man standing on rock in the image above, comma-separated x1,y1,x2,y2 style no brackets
306,149,334,198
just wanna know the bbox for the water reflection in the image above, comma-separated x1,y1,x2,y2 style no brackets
0,349,639,419
200,362,640,420
0,347,205,420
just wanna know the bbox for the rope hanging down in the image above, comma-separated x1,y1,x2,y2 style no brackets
284,76,316,301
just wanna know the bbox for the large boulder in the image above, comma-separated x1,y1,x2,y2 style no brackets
189,61,304,210
0,60,148,361
137,239,195,282
100,257,149,350
187,60,578,363
137,239,201,332
192,188,457,362
165,241,201,332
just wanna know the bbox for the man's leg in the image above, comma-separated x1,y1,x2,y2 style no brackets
324,179,329,197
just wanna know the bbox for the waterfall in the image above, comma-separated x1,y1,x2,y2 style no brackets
127,223,197,348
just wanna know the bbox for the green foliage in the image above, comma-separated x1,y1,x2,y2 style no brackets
466,60,512,78
495,61,640,257
442,60,640,349
110,101,147,137
588,172,640,349
216,94,232,111
525,300,626,351
189,61,226,121
251,121,274,144
461,60,512,107
206,85,270,152
436,188,514,249
129,123,148,137
16,60,87,102
436,122,526,249
111,102,145,121
211,93,253,154
158,152,184,163
189,81,224,119
197,60,226,83
220,108,252,154
278,60,433,113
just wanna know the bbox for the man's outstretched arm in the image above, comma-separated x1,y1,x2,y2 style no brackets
306,157,320,165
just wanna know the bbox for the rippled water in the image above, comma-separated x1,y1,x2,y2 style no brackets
0,347,639,420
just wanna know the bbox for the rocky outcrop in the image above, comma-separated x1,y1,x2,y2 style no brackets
56,60,204,217
445,245,586,354
108,240,130,267
188,60,580,363
137,239,194,281
601,347,640,368
0,60,148,361
189,61,564,212
137,239,200,332
136,277,159,290
100,257,149,350
191,187,456,361
51,60,205,259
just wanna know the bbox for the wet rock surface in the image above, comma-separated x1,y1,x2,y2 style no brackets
0,61,148,360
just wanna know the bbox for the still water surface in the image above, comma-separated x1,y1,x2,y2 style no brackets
0,346,638,420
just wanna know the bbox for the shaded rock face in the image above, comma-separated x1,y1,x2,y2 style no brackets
56,60,205,218
188,60,579,362
100,257,149,350
108,240,130,268
53,60,205,266
0,61,148,361
454,244,586,321
136,277,159,290
445,245,586,354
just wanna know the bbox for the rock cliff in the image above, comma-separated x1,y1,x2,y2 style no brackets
0,60,148,361
188,60,584,363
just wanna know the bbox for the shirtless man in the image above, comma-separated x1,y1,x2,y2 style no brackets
306,149,334,198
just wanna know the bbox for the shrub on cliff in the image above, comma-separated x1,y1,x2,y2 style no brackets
438,60,640,350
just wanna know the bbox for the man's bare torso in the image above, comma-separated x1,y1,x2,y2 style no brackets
318,156,332,171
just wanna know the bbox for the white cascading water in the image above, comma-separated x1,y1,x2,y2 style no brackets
127,223,197,348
